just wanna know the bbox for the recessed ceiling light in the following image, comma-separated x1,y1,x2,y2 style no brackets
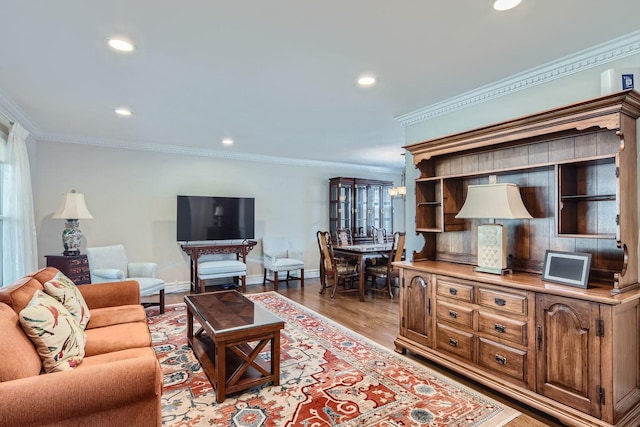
115,108,132,116
222,138,234,145
107,37,135,52
493,0,522,11
357,75,376,87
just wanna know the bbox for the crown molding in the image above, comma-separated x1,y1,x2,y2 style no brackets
0,87,41,138
395,30,640,127
39,134,400,174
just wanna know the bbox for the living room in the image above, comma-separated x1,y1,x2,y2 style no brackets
2,2,640,426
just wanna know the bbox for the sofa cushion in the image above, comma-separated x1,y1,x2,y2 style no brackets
0,277,44,313
27,266,59,286
19,291,86,373
0,303,42,381
86,304,147,329
84,322,152,357
43,272,91,330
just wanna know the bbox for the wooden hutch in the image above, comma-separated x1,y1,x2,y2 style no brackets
395,90,640,426
328,177,393,243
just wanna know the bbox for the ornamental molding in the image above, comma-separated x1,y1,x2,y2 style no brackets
395,30,640,127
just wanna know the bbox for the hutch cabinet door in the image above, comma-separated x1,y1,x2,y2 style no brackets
536,294,602,418
400,270,432,347
329,178,354,237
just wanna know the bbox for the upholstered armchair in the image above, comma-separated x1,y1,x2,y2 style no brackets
262,237,304,292
86,244,165,313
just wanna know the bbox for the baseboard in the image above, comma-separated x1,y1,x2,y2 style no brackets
165,269,320,294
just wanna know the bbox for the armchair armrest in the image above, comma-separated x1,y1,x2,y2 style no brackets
0,355,161,426
128,262,157,278
78,280,141,309
92,268,126,281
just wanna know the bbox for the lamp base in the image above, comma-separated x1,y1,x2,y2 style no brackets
475,266,512,275
61,219,83,256
476,224,508,275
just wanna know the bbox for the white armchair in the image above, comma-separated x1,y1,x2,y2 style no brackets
85,244,165,313
262,237,304,292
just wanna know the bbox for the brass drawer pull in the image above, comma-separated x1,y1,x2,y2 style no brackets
494,324,506,333
449,338,458,347
449,288,458,296
494,298,506,306
495,354,507,365
449,310,458,319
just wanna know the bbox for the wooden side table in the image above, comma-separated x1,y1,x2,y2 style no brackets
45,254,91,285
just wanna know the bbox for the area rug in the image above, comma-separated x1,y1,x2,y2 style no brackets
146,292,520,426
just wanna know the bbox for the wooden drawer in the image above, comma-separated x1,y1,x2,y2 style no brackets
436,300,474,329
478,338,527,383
477,288,527,315
436,323,474,361
478,311,527,345
436,278,473,303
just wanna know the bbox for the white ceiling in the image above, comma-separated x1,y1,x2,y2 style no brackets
1,1,639,170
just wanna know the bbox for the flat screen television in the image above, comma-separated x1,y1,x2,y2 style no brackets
177,195,255,242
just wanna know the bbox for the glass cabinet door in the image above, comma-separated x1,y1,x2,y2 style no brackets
329,179,353,236
354,184,368,238
368,184,382,234
382,185,393,232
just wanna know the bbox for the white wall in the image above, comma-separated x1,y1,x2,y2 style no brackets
403,53,640,260
33,141,400,289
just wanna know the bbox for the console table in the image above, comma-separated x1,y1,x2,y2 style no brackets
181,241,257,293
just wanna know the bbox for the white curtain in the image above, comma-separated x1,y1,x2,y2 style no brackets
2,122,38,286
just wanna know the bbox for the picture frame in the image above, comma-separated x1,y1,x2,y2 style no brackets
542,250,592,288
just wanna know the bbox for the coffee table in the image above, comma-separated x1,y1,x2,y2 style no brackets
184,291,285,403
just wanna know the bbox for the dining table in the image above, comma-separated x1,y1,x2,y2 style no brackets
332,242,392,301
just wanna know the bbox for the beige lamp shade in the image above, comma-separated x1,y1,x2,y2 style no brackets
455,181,531,275
52,191,93,219
455,183,532,220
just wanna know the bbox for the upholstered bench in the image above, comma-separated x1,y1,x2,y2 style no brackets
197,259,247,293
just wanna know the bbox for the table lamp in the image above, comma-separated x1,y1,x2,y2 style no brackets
52,190,93,256
455,176,532,274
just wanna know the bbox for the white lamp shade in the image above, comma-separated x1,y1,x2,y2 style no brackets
455,183,532,219
52,192,93,219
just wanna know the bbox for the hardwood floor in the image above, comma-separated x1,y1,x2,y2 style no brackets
154,277,563,426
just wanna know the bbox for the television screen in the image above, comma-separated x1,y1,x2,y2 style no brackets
177,195,255,242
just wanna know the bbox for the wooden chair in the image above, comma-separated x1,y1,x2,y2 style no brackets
335,228,353,246
371,227,388,244
365,232,406,299
317,230,359,298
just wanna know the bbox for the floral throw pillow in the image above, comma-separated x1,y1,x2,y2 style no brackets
19,290,86,373
43,272,91,330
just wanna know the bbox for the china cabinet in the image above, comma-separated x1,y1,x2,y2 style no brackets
328,177,393,242
396,91,640,426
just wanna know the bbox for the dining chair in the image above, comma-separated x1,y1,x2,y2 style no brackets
372,227,388,244
365,232,406,299
335,228,353,246
317,230,359,298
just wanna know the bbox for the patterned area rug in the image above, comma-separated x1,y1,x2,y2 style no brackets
146,292,520,426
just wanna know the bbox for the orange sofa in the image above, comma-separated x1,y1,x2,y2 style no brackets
0,267,162,427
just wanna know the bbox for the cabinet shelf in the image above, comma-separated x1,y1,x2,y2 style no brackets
560,194,616,202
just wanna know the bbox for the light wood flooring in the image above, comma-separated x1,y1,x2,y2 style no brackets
152,277,564,426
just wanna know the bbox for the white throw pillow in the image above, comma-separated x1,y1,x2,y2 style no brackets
19,290,86,373
43,272,91,330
